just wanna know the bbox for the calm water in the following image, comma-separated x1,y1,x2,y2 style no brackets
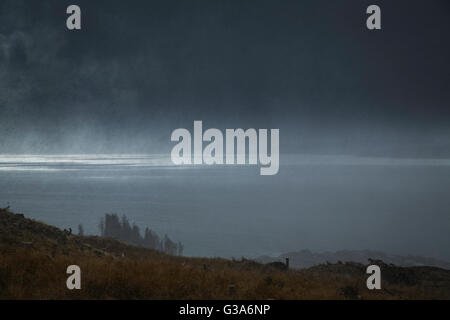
1,154,450,260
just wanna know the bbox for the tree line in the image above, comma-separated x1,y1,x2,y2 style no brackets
97,213,183,256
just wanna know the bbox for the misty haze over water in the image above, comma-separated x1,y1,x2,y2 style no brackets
1,154,449,261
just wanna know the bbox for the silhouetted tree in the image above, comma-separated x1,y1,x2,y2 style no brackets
106,214,121,239
163,234,177,255
78,224,84,236
99,217,105,236
131,224,141,245
177,241,184,256
121,215,132,241
144,227,160,250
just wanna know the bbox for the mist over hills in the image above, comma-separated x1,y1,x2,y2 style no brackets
258,249,450,270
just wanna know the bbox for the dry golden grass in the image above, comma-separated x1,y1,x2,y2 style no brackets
1,209,450,300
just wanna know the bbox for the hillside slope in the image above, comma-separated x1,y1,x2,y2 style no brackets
1,208,450,299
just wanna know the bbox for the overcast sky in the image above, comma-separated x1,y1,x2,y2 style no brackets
0,0,449,155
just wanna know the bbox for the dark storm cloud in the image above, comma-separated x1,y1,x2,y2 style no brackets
0,0,449,154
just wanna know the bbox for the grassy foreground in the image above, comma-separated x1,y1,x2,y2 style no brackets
1,208,449,299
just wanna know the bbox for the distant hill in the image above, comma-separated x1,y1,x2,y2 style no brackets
257,249,450,270
1,208,450,299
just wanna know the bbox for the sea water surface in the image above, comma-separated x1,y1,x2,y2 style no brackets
1,154,450,260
